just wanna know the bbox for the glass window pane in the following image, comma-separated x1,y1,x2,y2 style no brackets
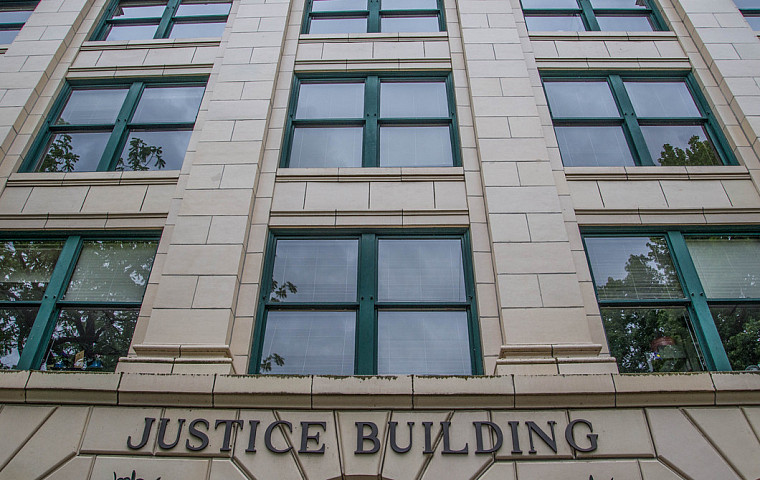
312,0,367,12
380,16,440,32
176,0,231,16
544,81,619,118
112,0,166,18
169,21,226,37
117,130,192,171
379,126,453,167
585,236,685,300
260,311,355,375
308,17,367,33
38,132,111,172
105,24,159,40
525,15,585,31
0,29,20,44
596,15,654,30
522,0,579,8
63,240,157,302
0,240,63,302
735,0,760,9
0,307,38,370
44,308,139,371
382,0,437,9
132,86,205,124
641,125,720,166
377,311,471,375
624,81,701,118
290,127,363,167
380,82,448,118
378,238,465,302
296,83,364,119
555,126,635,167
601,308,703,373
590,0,649,8
270,239,358,302
685,236,760,298
710,305,760,371
57,89,129,125
744,14,760,30
0,10,34,23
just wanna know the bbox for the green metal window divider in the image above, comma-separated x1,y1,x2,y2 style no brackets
581,227,760,371
280,72,461,168
91,0,230,40
249,230,483,375
0,1,38,39
541,71,737,167
1,231,160,370
302,0,446,34
20,78,207,173
520,0,666,31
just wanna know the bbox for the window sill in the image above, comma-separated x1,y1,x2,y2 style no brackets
81,37,222,51
528,31,677,41
564,165,751,181
7,170,180,187
276,166,464,182
299,31,448,43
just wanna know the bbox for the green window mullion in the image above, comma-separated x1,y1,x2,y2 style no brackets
461,232,483,375
363,76,380,167
98,82,143,171
249,233,278,374
156,0,182,38
367,0,380,32
608,75,653,166
356,233,377,374
15,236,82,370
577,0,599,30
667,231,732,371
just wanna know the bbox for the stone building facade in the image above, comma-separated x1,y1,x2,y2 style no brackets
0,0,759,478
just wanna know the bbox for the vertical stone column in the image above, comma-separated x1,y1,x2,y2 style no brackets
456,0,616,373
124,0,292,373
671,0,760,183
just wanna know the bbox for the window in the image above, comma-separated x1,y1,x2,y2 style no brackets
521,0,665,32
735,0,760,30
282,74,459,168
584,231,760,373
23,80,206,173
252,232,481,375
0,1,38,44
542,74,732,167
0,235,158,371
93,0,231,41
303,0,445,34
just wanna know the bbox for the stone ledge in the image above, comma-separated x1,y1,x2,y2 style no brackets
0,372,758,408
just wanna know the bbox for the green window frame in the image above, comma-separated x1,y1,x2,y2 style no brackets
21,79,207,173
0,1,38,44
734,1,760,30
281,73,461,168
583,228,760,373
302,0,446,34
0,233,159,372
521,0,666,32
91,0,231,41
250,231,482,375
542,72,734,167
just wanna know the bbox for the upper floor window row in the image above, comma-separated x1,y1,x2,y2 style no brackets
22,80,206,173
92,0,231,41
0,1,38,44
303,0,445,34
734,0,760,30
282,73,459,168
521,0,665,32
542,74,733,167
